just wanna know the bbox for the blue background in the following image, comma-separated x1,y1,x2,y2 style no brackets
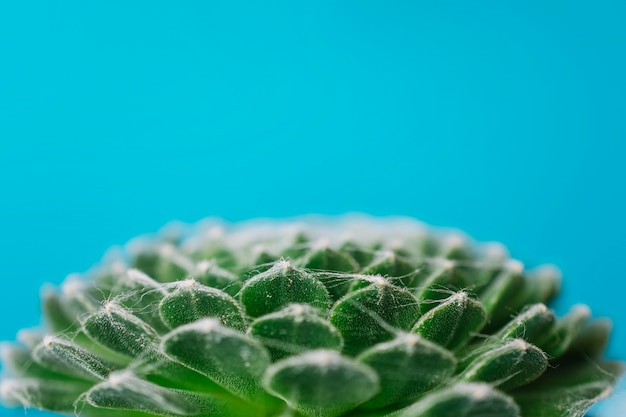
1,1,624,415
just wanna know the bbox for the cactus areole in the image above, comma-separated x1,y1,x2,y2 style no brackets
0,215,623,417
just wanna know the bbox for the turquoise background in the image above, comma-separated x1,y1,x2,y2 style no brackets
1,1,625,415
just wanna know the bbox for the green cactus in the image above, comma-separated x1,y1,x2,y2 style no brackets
1,216,623,417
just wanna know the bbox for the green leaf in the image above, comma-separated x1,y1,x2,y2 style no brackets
86,370,221,416
42,289,76,332
412,291,487,351
253,249,279,269
513,361,625,417
0,343,61,380
496,303,556,346
1,378,91,413
192,260,242,296
302,246,359,301
478,260,524,328
109,268,166,299
509,264,561,309
391,383,520,417
438,234,473,260
187,243,239,270
59,277,101,319
417,234,441,257
339,241,375,267
240,261,330,318
82,302,159,359
356,334,456,409
411,260,456,312
541,305,590,358
32,336,113,382
460,338,548,390
302,246,359,273
562,318,612,360
263,349,379,417
330,279,420,355
161,318,270,400
131,243,192,283
109,269,169,332
280,233,311,260
361,251,417,287
159,280,246,331
248,304,343,360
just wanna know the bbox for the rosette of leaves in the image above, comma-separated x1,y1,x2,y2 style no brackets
1,216,623,417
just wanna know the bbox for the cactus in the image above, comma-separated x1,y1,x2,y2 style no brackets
0,215,623,417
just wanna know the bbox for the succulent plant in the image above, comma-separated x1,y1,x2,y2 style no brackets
1,215,623,417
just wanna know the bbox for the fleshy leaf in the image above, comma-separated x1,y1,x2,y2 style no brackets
59,277,101,320
1,378,91,413
302,246,359,301
479,261,524,328
0,344,60,380
563,318,612,360
496,303,556,346
329,278,420,355
280,233,310,260
302,245,359,273
108,269,168,330
460,338,548,390
131,243,192,283
159,280,246,331
412,291,487,351
42,289,77,332
541,305,590,358
513,361,625,417
82,302,159,360
86,370,215,416
509,264,561,309
263,349,379,417
192,260,242,296
187,242,239,270
240,261,330,318
361,251,417,287
248,304,342,360
391,383,520,417
161,318,270,400
339,242,375,267
357,334,456,409
412,259,456,312
32,336,113,382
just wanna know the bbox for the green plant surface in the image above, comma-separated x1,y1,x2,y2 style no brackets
1,216,623,417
